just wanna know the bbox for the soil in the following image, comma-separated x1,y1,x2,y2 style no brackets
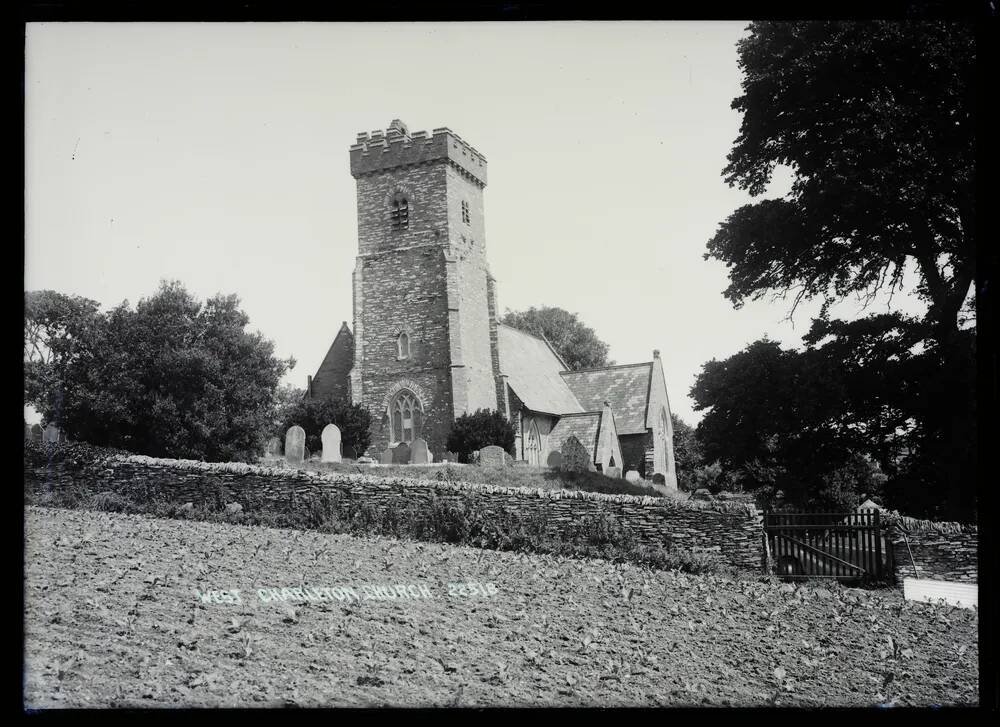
23,506,979,708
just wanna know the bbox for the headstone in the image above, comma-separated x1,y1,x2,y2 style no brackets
606,466,621,479
625,470,641,483
284,425,305,464
30,424,43,443
478,445,507,467
504,452,515,466
443,451,461,463
546,451,563,469
265,436,282,457
42,424,61,443
357,456,375,465
651,473,666,486
409,438,430,464
321,424,342,463
392,442,411,464
379,449,394,465
343,445,358,460
561,435,594,472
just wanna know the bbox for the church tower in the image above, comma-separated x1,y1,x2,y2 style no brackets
347,120,505,456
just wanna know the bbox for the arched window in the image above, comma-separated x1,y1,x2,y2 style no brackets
397,332,410,359
659,409,669,441
390,390,423,444
525,419,541,466
390,192,409,230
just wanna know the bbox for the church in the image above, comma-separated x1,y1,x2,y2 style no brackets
306,119,677,488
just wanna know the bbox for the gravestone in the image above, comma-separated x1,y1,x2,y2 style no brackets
546,451,563,469
379,449,394,465
265,436,282,457
30,424,43,443
651,473,666,486
561,435,594,472
606,466,621,479
284,425,305,464
625,470,641,483
321,424,342,463
478,445,507,467
443,451,461,463
392,442,411,464
409,438,430,464
42,424,61,444
504,452,515,466
343,445,358,460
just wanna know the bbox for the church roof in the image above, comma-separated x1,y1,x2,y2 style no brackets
497,324,583,415
548,412,603,463
560,363,653,435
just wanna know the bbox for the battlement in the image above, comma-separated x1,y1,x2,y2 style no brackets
350,121,487,186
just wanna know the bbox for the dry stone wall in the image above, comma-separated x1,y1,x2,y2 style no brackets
25,443,766,572
886,514,978,584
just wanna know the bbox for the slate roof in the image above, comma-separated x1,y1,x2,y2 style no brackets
560,363,652,435
548,412,603,462
497,324,583,415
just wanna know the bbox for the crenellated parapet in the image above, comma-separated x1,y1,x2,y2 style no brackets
350,121,487,187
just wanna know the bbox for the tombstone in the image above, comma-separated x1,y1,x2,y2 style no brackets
391,442,411,464
42,424,61,444
546,451,563,469
651,473,666,486
284,425,305,464
561,435,594,473
478,445,507,467
357,455,375,465
504,452,515,466
265,436,282,457
321,424,343,463
625,470,641,483
379,449,394,465
409,438,430,464
30,424,43,443
606,466,621,479
343,445,358,461
443,451,461,463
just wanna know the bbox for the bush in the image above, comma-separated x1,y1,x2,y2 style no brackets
87,491,129,512
279,396,372,457
446,409,516,463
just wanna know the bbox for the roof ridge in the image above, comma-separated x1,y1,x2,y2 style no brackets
561,361,652,375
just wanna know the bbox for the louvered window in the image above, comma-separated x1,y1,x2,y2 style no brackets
391,193,409,230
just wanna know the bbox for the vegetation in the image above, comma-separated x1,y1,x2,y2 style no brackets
446,409,516,463
702,22,976,520
24,281,293,463
501,306,612,371
277,394,373,456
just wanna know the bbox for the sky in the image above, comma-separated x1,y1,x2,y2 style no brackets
25,21,927,426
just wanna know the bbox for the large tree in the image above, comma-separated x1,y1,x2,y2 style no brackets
27,281,293,462
501,306,612,371
24,290,101,409
707,21,976,519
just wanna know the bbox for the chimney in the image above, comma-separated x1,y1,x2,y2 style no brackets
306,375,313,398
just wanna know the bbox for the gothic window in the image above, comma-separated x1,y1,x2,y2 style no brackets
461,200,470,225
390,192,409,230
390,390,423,444
397,332,410,359
525,419,541,466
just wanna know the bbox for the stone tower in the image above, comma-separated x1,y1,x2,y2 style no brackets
348,120,505,456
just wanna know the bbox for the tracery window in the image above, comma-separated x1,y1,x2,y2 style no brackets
525,419,541,466
397,332,410,359
390,390,423,444
390,192,409,230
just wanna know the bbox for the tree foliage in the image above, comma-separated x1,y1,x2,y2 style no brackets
670,413,704,491
703,22,977,520
278,395,372,456
501,306,612,371
447,409,516,463
26,281,292,462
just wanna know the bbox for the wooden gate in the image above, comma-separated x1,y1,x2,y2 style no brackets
764,510,890,583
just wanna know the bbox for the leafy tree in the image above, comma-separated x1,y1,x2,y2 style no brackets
29,281,293,462
670,413,704,491
272,384,305,435
707,21,976,519
447,409,516,463
279,395,372,456
501,306,612,371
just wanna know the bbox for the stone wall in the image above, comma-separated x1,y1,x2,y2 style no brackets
886,514,978,584
25,444,766,573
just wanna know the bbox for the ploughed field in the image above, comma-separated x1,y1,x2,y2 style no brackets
24,506,978,708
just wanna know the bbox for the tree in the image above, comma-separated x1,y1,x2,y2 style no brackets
707,22,976,519
278,395,372,456
501,306,612,371
29,281,293,462
670,413,704,491
447,409,516,463
272,384,305,434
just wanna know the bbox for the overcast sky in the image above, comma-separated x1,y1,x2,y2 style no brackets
25,21,927,426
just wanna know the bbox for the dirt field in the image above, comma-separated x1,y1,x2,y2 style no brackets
23,506,979,708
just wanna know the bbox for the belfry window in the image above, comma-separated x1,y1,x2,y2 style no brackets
390,390,423,444
390,193,409,230
397,332,410,360
461,200,470,225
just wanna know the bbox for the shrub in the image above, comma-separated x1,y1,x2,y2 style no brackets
88,491,129,512
446,409,516,463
